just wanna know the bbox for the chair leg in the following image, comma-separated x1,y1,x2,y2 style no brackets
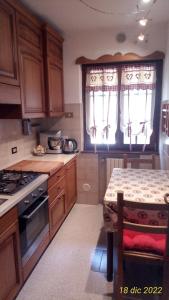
107,232,113,282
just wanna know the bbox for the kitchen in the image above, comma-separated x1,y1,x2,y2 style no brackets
0,0,169,299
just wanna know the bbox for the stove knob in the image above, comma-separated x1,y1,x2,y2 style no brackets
31,193,37,198
24,200,30,204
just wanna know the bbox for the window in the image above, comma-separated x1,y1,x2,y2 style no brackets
83,61,162,152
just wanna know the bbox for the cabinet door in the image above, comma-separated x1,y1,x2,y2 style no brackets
20,48,45,118
48,60,63,116
0,222,22,300
49,191,65,239
0,1,19,85
65,160,77,212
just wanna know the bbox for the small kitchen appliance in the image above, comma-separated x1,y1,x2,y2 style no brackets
62,138,78,154
39,131,63,154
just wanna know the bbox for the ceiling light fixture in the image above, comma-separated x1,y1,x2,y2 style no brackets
142,0,151,3
139,18,148,26
138,33,145,41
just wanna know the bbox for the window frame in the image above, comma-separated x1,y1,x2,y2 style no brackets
82,59,163,153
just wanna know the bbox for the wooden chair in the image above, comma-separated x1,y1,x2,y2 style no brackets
123,154,155,169
113,192,169,300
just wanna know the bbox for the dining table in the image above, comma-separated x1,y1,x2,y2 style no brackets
103,167,169,281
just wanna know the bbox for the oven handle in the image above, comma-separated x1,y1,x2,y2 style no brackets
22,195,49,220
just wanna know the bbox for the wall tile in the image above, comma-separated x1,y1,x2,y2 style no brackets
0,120,37,169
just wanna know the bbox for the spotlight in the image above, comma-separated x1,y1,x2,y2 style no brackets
142,0,151,3
139,18,148,26
138,33,145,41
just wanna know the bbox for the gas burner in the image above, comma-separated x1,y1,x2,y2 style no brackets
0,170,40,195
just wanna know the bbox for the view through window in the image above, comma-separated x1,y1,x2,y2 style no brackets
83,61,162,152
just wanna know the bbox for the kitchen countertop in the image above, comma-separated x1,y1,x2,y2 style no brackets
27,153,78,165
0,174,48,218
7,160,64,176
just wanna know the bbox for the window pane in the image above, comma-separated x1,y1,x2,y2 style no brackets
121,89,154,145
88,91,118,144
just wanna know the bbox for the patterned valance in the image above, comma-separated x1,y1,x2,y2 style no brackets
86,67,118,92
121,64,156,91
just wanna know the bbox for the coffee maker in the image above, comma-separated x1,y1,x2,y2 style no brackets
39,131,63,154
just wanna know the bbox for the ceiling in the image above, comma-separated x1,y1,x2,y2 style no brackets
21,0,169,34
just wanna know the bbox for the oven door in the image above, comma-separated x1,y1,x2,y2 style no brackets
19,194,49,258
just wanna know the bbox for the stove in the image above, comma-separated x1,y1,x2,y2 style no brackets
0,170,40,195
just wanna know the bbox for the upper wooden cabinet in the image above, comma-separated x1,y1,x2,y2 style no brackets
0,1,64,118
0,0,21,105
0,1,19,86
17,15,45,118
43,25,64,117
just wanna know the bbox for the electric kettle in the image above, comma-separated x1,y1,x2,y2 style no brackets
62,139,78,154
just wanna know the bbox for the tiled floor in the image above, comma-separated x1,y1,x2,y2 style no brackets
16,204,112,300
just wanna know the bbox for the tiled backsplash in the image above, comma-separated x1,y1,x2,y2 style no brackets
40,103,83,150
0,119,37,170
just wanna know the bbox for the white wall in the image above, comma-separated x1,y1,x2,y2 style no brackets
63,23,167,104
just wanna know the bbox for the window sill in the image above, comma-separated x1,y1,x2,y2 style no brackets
81,149,159,156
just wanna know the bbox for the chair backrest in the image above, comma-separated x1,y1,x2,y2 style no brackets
114,192,169,300
123,154,155,169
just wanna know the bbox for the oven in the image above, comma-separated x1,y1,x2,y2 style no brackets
18,181,49,260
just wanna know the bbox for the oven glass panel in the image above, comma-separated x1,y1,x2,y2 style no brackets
19,196,48,257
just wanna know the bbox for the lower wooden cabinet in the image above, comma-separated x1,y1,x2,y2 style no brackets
0,208,22,300
49,191,65,239
65,159,77,213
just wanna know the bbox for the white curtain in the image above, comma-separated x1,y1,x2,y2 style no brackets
120,64,156,150
85,66,118,145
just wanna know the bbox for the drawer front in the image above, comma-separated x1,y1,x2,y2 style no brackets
48,176,65,204
48,167,65,190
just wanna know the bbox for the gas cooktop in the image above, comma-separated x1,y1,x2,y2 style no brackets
0,170,40,195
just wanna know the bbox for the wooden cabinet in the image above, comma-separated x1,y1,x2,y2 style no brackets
0,1,19,86
0,2,65,118
65,159,77,213
49,191,65,239
48,168,66,239
0,0,20,105
0,207,22,300
43,25,64,117
17,14,45,118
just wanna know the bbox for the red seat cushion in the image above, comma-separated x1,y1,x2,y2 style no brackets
123,229,166,255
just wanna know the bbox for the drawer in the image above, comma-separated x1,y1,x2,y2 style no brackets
48,176,65,204
48,167,65,189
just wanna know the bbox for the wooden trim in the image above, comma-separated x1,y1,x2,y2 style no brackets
6,0,42,28
76,51,165,65
43,24,64,43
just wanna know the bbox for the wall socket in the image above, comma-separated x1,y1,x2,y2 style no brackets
11,147,17,154
65,112,73,118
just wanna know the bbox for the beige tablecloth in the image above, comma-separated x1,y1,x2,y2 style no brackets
104,168,169,231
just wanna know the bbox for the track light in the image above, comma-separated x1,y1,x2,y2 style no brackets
138,33,145,41
142,0,151,3
139,18,148,26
